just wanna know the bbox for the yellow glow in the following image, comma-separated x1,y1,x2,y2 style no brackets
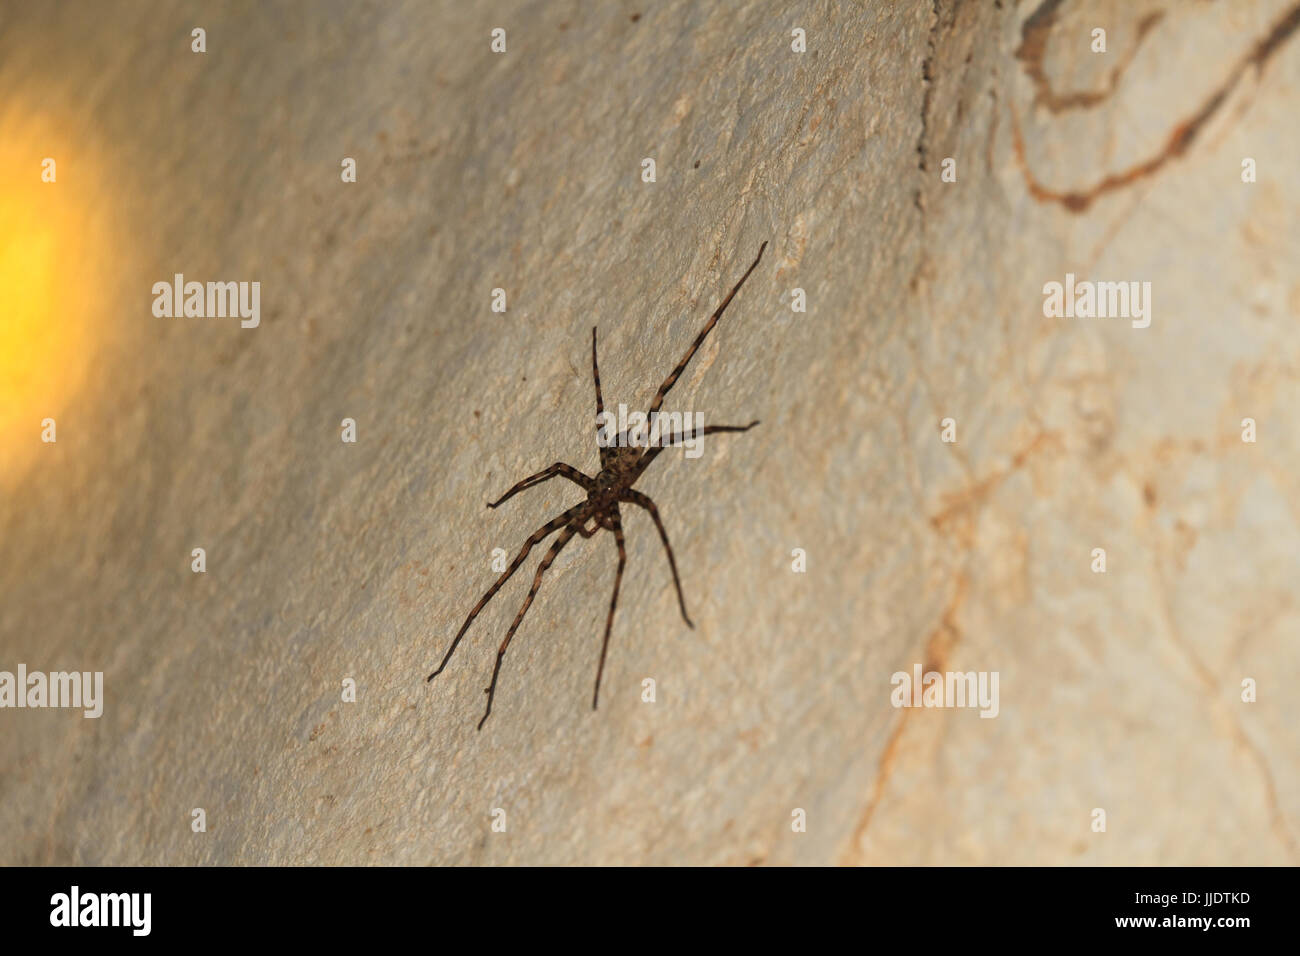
0,117,104,479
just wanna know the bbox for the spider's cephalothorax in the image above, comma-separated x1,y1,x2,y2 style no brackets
593,441,639,489
428,241,767,729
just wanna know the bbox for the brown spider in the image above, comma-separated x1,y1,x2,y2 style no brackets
428,241,768,729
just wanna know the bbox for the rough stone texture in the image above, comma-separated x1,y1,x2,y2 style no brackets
1,0,1298,865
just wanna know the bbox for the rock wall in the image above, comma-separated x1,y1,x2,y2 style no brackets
1,0,1297,864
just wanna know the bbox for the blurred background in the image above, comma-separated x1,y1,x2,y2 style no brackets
1,0,1297,864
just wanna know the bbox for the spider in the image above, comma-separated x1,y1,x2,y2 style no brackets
428,241,768,729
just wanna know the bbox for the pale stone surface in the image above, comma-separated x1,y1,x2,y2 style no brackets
1,1,1297,865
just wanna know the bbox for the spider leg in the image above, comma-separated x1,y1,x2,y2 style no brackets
620,489,693,629
487,462,593,508
479,523,579,729
593,327,621,467
591,325,605,433
428,502,586,682
646,241,766,420
632,422,760,481
655,421,761,446
592,507,626,710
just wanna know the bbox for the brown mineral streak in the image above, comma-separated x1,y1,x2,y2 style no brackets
840,576,970,864
841,431,1060,864
1011,2,1300,213
1016,1,1165,114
